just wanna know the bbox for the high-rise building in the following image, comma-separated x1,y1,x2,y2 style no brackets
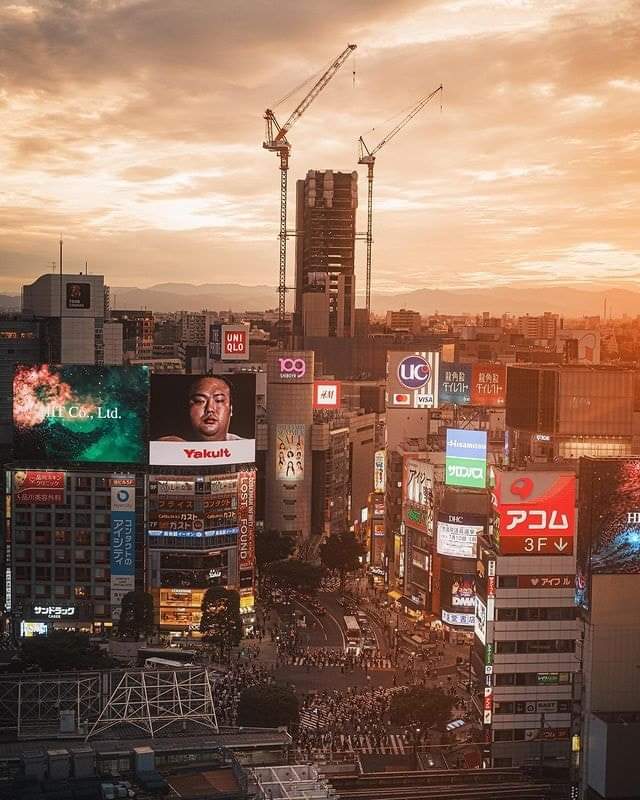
294,170,358,339
0,316,41,446
111,309,154,361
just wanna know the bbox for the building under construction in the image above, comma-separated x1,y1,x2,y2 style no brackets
294,169,358,339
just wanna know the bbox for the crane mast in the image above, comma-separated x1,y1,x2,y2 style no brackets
358,84,443,321
263,44,357,344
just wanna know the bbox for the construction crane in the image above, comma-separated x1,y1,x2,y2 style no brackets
358,84,443,321
263,43,357,343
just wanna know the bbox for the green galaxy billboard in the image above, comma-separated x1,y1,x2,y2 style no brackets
13,364,149,463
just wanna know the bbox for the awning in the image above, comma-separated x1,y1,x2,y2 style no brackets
387,590,402,601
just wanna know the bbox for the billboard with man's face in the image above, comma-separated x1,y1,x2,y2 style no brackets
13,365,149,463
149,374,256,466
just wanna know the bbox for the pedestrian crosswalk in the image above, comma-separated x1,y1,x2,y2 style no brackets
303,733,409,756
290,656,394,669
299,708,333,730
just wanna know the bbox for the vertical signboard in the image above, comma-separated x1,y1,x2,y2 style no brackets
110,477,136,621
237,470,256,573
276,424,305,482
374,450,386,493
445,429,488,488
439,363,472,405
402,458,435,536
470,363,506,407
386,351,440,409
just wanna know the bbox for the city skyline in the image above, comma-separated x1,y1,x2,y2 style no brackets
1,0,639,296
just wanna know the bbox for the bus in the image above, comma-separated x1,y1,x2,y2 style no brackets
136,647,199,667
144,657,194,670
343,616,362,655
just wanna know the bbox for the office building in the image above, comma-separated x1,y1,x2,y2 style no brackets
0,316,41,446
294,170,357,339
111,309,154,361
386,309,422,335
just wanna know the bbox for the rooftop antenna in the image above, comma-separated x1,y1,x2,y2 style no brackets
85,260,88,276
59,236,63,319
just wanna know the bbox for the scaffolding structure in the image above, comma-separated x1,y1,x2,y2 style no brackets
87,668,219,739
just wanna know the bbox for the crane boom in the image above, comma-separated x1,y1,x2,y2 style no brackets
358,84,443,321
263,43,357,344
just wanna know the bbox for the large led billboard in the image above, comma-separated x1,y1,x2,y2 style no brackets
437,512,485,559
149,374,256,466
439,363,471,405
445,428,487,489
386,351,440,409
402,458,435,536
14,364,149,463
579,458,640,574
276,424,305,482
493,469,576,556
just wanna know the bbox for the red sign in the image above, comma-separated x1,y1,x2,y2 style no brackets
223,328,247,358
471,362,506,406
237,470,256,574
313,381,341,409
500,535,573,556
14,471,65,505
494,471,575,543
517,575,574,589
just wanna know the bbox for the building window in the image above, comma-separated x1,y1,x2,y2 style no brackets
35,531,51,546
55,530,71,545
55,567,71,581
75,586,90,599
75,531,91,546
55,513,72,527
75,477,92,491
497,576,517,588
54,585,70,598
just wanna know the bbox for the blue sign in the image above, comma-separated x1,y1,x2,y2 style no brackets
439,363,471,405
111,511,135,576
446,429,487,460
147,527,239,539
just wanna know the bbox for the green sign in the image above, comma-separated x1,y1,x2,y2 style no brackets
485,643,494,666
445,455,487,488
537,672,559,685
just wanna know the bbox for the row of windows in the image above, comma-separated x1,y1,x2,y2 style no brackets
494,700,571,715
15,530,113,546
15,566,110,581
496,607,576,621
495,672,573,686
15,512,112,528
14,548,111,564
14,584,108,601
496,639,576,655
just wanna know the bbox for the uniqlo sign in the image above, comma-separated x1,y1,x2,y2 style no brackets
313,381,341,409
222,325,249,360
493,470,576,556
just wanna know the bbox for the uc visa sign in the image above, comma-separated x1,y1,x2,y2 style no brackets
386,351,440,409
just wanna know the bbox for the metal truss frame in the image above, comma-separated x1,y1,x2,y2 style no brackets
87,669,219,739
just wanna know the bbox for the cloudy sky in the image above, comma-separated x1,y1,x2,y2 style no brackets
1,0,639,298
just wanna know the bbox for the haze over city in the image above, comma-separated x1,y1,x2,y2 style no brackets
2,0,639,298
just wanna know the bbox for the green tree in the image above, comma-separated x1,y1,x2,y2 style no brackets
13,631,116,672
256,530,295,571
117,590,155,640
320,531,365,590
390,687,454,731
237,684,299,729
199,586,242,661
266,559,324,594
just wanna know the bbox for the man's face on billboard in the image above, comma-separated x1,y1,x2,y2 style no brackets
189,377,231,441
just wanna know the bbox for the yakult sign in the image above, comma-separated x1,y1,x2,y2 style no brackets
386,351,440,409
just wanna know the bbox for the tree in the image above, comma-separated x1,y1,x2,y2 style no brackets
265,559,324,594
13,631,116,672
118,590,155,640
199,586,242,661
237,684,299,729
256,530,295,571
320,531,365,590
390,687,454,731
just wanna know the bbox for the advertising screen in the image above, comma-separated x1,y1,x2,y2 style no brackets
276,424,305,482
386,351,440,409
149,373,256,466
437,512,485,559
13,470,65,505
579,458,640,574
445,429,487,489
470,362,506,407
14,364,149,464
439,363,472,405
66,282,91,309
402,458,435,536
493,470,576,556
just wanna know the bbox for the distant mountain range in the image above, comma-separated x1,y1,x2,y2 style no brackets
0,281,636,317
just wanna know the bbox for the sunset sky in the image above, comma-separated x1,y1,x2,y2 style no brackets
1,0,639,298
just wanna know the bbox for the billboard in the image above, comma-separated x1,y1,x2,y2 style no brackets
386,351,440,409
374,450,386,493
209,323,249,361
470,362,506,407
237,470,256,574
149,373,256,466
66,281,91,309
579,458,640,574
14,365,149,464
110,478,136,621
445,429,487,489
437,512,485,559
474,596,487,644
402,458,435,536
313,381,341,409
441,570,476,609
276,424,305,482
13,471,65,505
439,363,472,405
493,470,576,556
